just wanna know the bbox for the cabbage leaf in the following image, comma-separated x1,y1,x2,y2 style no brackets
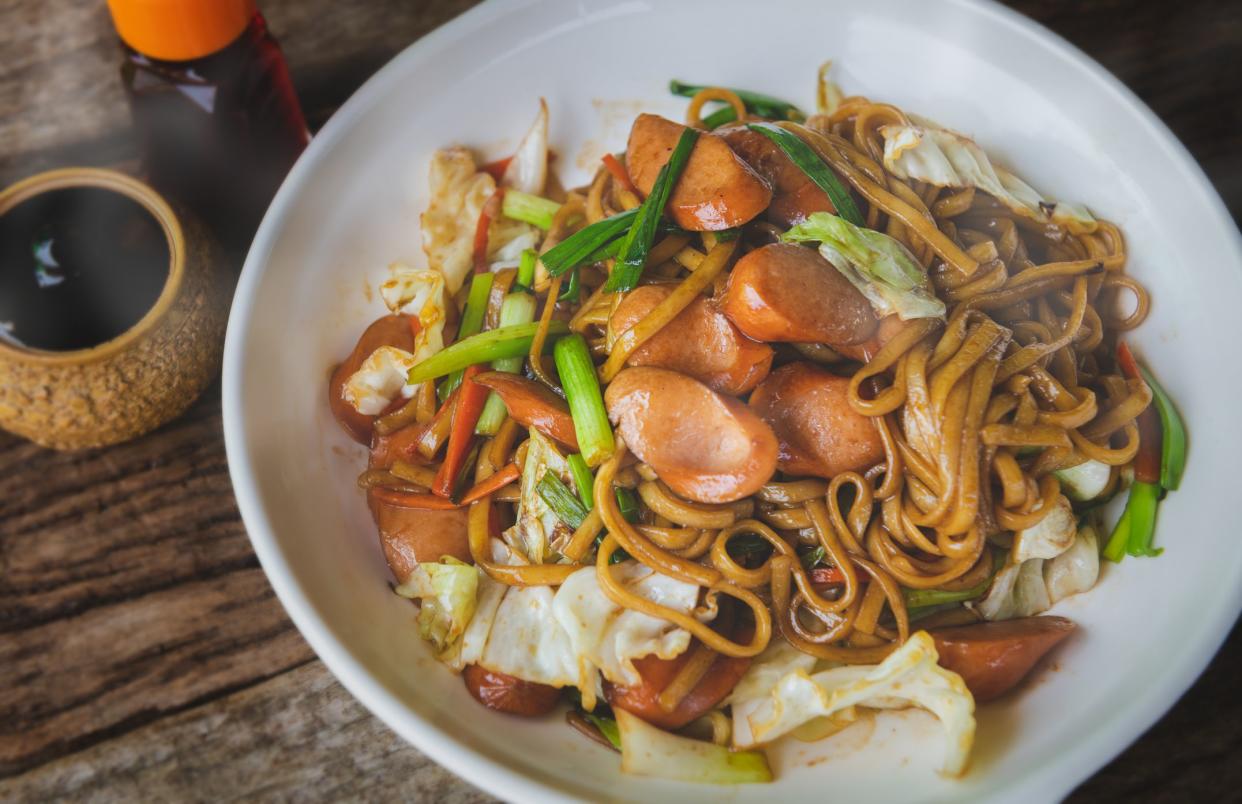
879,118,1098,235
731,632,975,777
783,212,946,321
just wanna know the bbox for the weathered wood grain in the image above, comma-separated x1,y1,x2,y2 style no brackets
0,0,1238,800
0,661,494,804
0,388,249,631
0,565,314,775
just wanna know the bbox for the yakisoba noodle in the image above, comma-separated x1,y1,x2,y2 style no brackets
330,71,1182,783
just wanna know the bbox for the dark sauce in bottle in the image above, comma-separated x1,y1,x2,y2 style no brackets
0,188,169,352
114,7,309,251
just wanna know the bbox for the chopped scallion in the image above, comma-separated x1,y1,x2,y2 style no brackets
502,190,561,230
567,453,595,509
747,122,864,226
475,292,538,435
440,272,495,401
541,209,639,277
606,127,699,292
553,334,615,466
408,321,569,385
537,470,588,530
516,248,537,290
614,487,640,523
558,266,581,303
669,80,805,122
1138,365,1187,491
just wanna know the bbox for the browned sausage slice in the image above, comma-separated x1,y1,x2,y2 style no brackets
609,285,773,395
463,665,562,717
605,367,778,503
370,488,471,579
328,314,418,443
834,314,907,362
473,371,579,451
748,362,884,479
626,114,772,231
605,629,753,729
719,124,837,227
931,616,1076,702
722,243,877,347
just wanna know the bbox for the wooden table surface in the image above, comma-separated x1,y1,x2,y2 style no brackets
1,1,1239,800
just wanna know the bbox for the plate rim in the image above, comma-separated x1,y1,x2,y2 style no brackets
222,0,1242,801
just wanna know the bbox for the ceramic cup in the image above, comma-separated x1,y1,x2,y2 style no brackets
0,168,227,450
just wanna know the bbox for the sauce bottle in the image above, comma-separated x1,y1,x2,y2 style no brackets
107,0,310,251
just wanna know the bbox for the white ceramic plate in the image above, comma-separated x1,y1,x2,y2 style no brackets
223,0,1242,800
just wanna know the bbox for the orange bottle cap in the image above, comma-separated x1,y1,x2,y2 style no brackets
107,0,256,62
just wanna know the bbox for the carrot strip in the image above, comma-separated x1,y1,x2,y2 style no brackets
809,567,846,586
473,188,506,275
481,156,513,182
433,365,490,497
370,488,461,510
460,463,520,505
602,153,638,194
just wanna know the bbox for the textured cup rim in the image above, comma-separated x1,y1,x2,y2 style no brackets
0,167,186,366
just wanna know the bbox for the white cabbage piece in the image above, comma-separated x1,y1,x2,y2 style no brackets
975,533,1100,622
478,584,580,686
1011,495,1076,563
615,708,772,784
452,563,698,701
452,569,507,671
421,147,496,294
510,429,573,564
393,558,478,658
783,212,946,320
501,98,549,196
879,118,1098,235
731,632,975,777
978,501,1101,621
1054,459,1111,502
378,262,447,362
421,100,551,289
1045,524,1100,605
342,263,450,415
487,223,540,270
342,346,419,415
727,637,818,706
552,563,698,707
974,558,1051,621
815,60,844,116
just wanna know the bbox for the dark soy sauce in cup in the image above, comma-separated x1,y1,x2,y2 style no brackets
0,187,169,351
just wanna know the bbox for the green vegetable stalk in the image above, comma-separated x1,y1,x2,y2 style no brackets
606,127,699,292
408,321,569,386
747,122,864,226
502,190,561,230
553,334,615,466
475,291,538,435
439,272,495,401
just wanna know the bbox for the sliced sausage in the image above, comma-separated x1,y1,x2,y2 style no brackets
370,488,471,578
748,362,884,479
930,616,1076,702
834,314,907,362
626,114,772,231
369,422,428,469
609,285,773,395
605,367,778,503
722,243,877,347
463,665,562,717
719,124,837,227
329,314,418,443
605,630,753,729
473,372,579,451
